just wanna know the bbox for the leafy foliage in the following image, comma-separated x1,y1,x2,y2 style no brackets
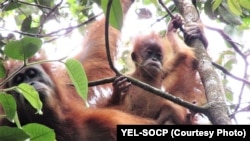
4,37,42,60
0,123,55,141
65,59,88,103
101,0,123,30
16,83,43,115
0,93,17,121
212,0,250,16
0,63,6,78
22,123,56,141
0,126,29,141
0,1,94,139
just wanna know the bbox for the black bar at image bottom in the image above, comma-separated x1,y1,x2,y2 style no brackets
117,125,249,141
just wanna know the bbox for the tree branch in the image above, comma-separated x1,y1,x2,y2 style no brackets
17,0,52,10
86,75,207,113
158,0,174,18
173,0,231,124
205,25,249,115
126,75,207,113
205,25,245,58
104,0,121,76
0,13,102,39
88,77,115,87
150,7,176,27
38,0,63,34
212,62,250,85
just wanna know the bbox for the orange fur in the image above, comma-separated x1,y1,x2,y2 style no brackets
107,33,198,124
0,52,156,141
106,15,208,125
74,18,118,107
163,22,207,106
73,0,135,107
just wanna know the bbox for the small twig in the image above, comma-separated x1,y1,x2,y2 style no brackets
88,77,116,87
0,65,26,87
39,0,63,33
0,57,67,87
150,7,176,27
0,13,102,38
67,77,115,87
158,0,174,18
212,62,250,85
158,0,185,33
205,25,245,58
41,12,102,37
230,104,250,118
235,62,249,112
17,0,52,10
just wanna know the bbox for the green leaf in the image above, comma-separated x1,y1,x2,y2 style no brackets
101,0,123,30
240,17,250,29
21,15,32,32
4,37,42,60
28,27,40,34
212,0,222,11
204,1,219,20
224,57,237,71
13,112,22,129
0,62,6,78
227,0,242,15
225,87,233,102
65,59,88,102
143,0,156,5
0,93,17,121
3,2,21,11
16,83,43,115
0,126,29,141
23,123,56,141
34,0,54,7
218,3,242,25
239,0,250,10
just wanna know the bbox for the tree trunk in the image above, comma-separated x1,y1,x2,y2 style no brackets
173,0,231,124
